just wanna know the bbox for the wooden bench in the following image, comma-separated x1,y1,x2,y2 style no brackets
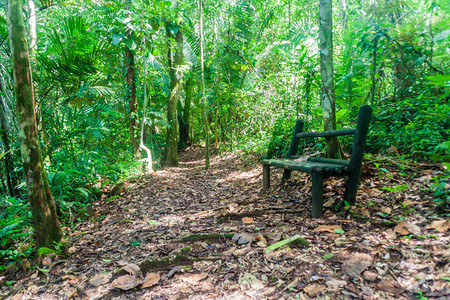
262,105,372,217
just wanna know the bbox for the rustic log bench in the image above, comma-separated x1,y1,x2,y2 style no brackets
262,105,372,217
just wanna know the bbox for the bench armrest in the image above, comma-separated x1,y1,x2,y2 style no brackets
296,128,356,139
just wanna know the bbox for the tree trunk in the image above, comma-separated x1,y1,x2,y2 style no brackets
7,0,66,254
179,75,193,150
199,0,210,169
0,116,14,196
125,41,139,157
163,17,183,167
319,0,339,158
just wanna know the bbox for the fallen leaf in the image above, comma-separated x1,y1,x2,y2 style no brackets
381,206,392,214
42,256,52,267
325,279,346,291
394,222,411,235
180,273,208,284
342,253,373,277
363,271,378,282
304,283,326,297
313,225,343,234
124,263,143,278
242,217,254,224
405,223,421,235
239,273,265,290
255,235,268,247
376,280,404,295
232,233,256,245
394,221,421,235
429,219,449,232
384,229,397,240
89,273,112,287
167,266,183,278
110,275,142,290
21,259,30,271
142,273,160,288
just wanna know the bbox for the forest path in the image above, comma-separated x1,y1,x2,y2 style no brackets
6,147,449,299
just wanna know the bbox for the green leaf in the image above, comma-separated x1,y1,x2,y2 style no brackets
442,277,450,281
130,240,140,246
266,235,303,253
102,259,112,262
322,253,334,259
148,220,159,225
334,229,345,234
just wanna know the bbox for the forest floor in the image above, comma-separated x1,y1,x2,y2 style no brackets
3,146,449,299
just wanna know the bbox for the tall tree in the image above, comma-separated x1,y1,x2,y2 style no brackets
163,1,183,167
124,1,140,157
199,0,210,169
7,0,66,253
319,0,339,158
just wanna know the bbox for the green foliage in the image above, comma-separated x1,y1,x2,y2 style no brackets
0,196,33,268
430,163,450,210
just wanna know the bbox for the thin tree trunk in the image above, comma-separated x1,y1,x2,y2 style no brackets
179,75,193,149
319,0,339,158
140,52,153,172
125,41,139,156
0,116,14,196
163,10,183,167
370,35,381,105
199,0,210,169
7,0,66,254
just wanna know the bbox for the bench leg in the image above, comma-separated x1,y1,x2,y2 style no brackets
263,164,270,191
311,172,324,217
282,169,292,182
344,172,360,205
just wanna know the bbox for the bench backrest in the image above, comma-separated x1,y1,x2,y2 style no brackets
287,105,372,171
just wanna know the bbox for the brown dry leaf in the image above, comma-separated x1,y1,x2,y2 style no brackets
313,224,343,234
142,273,160,288
42,256,52,266
429,219,449,232
342,253,373,277
21,259,30,271
110,275,142,290
381,206,392,214
405,223,421,235
363,271,378,282
325,279,347,291
180,273,208,284
394,222,410,235
384,229,397,240
89,273,112,287
395,221,421,235
304,283,326,297
242,217,254,224
124,263,143,278
232,233,256,245
256,235,268,247
227,203,240,214
376,280,404,295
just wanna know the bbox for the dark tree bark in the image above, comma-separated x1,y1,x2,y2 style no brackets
7,0,66,253
319,0,340,158
163,18,183,166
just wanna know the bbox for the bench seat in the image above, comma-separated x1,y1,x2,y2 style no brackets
262,105,372,217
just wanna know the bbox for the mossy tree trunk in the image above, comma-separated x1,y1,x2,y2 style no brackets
7,0,66,253
319,0,340,159
163,15,183,167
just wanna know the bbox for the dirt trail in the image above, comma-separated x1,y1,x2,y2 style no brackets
4,147,449,299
